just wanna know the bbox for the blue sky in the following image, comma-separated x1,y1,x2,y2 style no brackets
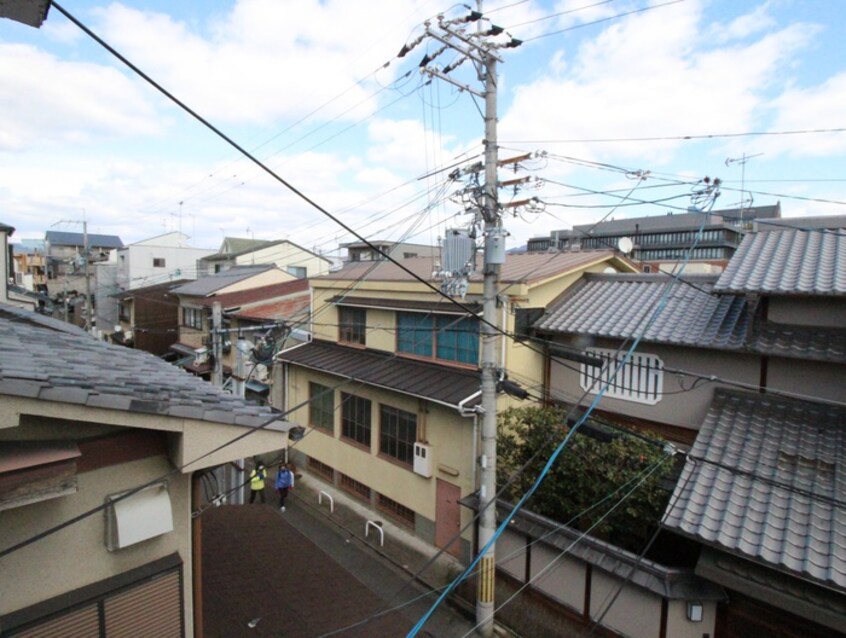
1,0,844,255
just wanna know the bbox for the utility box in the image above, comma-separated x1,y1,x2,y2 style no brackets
413,442,433,478
442,229,475,274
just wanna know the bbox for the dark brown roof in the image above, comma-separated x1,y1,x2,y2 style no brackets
277,340,481,409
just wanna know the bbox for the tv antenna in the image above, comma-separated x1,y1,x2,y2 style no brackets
725,152,763,225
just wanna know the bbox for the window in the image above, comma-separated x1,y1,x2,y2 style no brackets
379,405,417,466
307,456,335,481
339,307,366,345
182,307,203,330
287,265,307,278
397,312,479,365
341,393,371,447
377,493,416,527
309,382,334,431
340,473,371,502
580,348,663,405
153,257,166,268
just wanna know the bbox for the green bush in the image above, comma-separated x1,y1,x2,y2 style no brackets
496,406,673,552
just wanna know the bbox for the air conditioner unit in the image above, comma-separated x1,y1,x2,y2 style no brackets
194,347,209,365
413,442,433,478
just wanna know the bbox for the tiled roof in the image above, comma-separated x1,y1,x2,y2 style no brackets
277,340,480,409
45,230,124,249
714,226,846,295
536,274,750,350
193,278,309,308
171,265,278,297
663,388,846,590
750,321,846,363
232,296,310,322
315,251,629,286
0,304,283,429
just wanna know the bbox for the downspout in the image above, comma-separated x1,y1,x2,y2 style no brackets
458,390,484,492
191,473,203,638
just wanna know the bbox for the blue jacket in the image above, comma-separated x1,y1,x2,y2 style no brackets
275,468,294,490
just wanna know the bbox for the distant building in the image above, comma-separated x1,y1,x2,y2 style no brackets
198,237,331,279
526,203,781,273
341,239,439,263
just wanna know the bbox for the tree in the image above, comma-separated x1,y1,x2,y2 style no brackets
497,406,674,552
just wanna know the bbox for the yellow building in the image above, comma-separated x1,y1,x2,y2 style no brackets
277,251,637,559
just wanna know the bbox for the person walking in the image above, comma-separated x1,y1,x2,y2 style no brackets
274,463,294,512
248,461,267,504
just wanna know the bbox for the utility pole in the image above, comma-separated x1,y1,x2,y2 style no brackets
408,6,519,635
211,302,223,387
83,219,93,332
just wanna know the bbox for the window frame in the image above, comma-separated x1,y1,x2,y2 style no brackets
308,382,334,432
340,392,372,448
580,348,664,405
339,307,366,346
182,306,203,330
153,257,166,268
396,311,479,366
379,405,417,467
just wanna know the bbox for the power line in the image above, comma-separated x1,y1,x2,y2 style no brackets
502,125,846,144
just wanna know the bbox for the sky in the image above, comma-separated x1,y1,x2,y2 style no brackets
1,0,844,258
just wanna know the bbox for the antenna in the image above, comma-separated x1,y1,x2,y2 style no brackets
617,237,633,255
725,152,763,225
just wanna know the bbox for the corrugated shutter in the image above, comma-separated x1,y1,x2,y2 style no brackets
9,604,99,638
103,570,182,638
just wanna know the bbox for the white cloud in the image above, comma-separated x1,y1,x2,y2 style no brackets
0,43,159,151
499,0,817,166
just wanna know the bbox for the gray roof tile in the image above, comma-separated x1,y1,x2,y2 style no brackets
537,274,750,350
663,388,846,590
0,304,281,429
715,226,846,295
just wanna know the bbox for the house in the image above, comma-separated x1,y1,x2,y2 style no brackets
44,230,124,284
88,232,218,341
197,237,331,279
115,232,216,292
276,251,637,561
168,265,296,378
526,203,782,274
184,278,312,401
112,279,191,356
340,239,439,263
532,218,846,637
10,240,47,293
0,303,295,637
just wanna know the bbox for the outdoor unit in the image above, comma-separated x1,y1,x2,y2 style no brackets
194,347,209,365
413,442,433,478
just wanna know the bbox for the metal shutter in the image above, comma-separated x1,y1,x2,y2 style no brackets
103,570,182,638
9,604,100,638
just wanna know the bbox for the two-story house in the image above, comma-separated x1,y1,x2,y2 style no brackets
197,237,331,279
276,251,637,561
0,303,295,637
168,265,295,378
532,218,845,637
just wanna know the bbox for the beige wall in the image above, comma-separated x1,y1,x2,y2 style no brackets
530,541,587,612
590,569,662,637
0,455,195,637
236,243,329,277
286,367,477,539
219,269,294,294
549,338,762,434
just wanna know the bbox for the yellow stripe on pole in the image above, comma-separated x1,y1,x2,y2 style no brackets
478,555,495,603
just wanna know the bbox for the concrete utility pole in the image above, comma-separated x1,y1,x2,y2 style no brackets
211,302,223,387
82,219,93,332
411,5,519,634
